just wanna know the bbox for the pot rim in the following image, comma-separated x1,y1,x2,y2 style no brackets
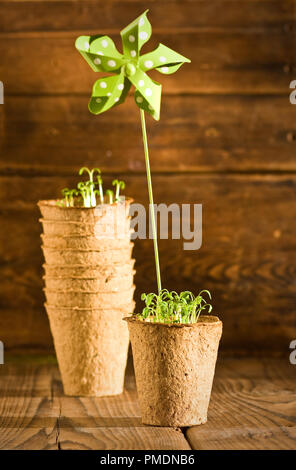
44,302,135,312
42,270,136,280
41,244,133,253
43,285,136,294
124,315,221,328
39,217,132,226
38,197,134,209
40,231,134,240
42,261,135,269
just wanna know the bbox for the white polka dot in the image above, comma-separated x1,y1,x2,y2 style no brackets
129,35,135,42
117,84,124,90
138,80,144,87
145,88,152,97
100,81,107,88
96,98,102,103
101,40,108,48
84,41,89,50
144,60,153,69
107,92,111,96
161,67,169,73
139,17,145,26
94,58,101,65
139,31,148,40
130,50,136,58
136,96,143,103
107,60,116,67
115,97,119,102
160,56,166,63
97,51,104,56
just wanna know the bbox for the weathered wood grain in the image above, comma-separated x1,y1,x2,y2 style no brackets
57,426,191,450
1,357,295,450
0,0,294,32
1,95,295,174
0,31,294,95
0,363,59,449
0,355,190,450
0,174,295,353
187,358,296,450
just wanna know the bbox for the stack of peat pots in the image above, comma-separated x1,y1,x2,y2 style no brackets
38,198,135,397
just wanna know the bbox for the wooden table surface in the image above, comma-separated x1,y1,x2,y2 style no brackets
0,356,295,450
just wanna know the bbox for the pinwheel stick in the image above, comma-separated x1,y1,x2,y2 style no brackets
75,11,190,294
140,109,162,294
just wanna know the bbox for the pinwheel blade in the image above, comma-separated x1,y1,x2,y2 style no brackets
89,71,128,115
116,77,132,106
139,43,191,74
126,67,161,120
76,35,126,73
133,82,161,120
120,9,152,60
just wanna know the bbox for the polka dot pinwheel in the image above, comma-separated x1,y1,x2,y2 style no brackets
75,10,190,294
75,10,190,120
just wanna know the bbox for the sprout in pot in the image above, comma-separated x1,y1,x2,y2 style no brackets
125,289,222,427
38,164,135,397
79,167,101,207
96,175,104,204
58,167,127,208
105,189,114,204
138,289,213,323
112,180,126,202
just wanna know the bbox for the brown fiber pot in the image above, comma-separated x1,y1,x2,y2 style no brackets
42,260,135,278
43,272,135,292
46,303,134,396
44,286,135,308
39,218,132,237
126,315,222,427
41,234,132,251
38,198,133,222
41,245,133,265
39,199,135,397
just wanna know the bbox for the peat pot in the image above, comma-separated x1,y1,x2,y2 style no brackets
126,315,222,426
38,198,136,397
46,303,135,396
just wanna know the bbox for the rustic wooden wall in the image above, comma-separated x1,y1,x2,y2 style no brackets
0,0,295,354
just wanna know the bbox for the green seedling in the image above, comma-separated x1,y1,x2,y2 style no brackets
137,289,212,324
61,188,70,207
77,181,91,207
105,189,114,204
97,175,104,203
68,189,79,206
56,199,65,207
112,180,126,201
60,188,80,207
79,167,101,207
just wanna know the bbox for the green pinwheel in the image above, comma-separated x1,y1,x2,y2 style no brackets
75,10,190,120
75,10,190,294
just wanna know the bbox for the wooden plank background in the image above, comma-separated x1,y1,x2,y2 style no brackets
0,0,295,354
